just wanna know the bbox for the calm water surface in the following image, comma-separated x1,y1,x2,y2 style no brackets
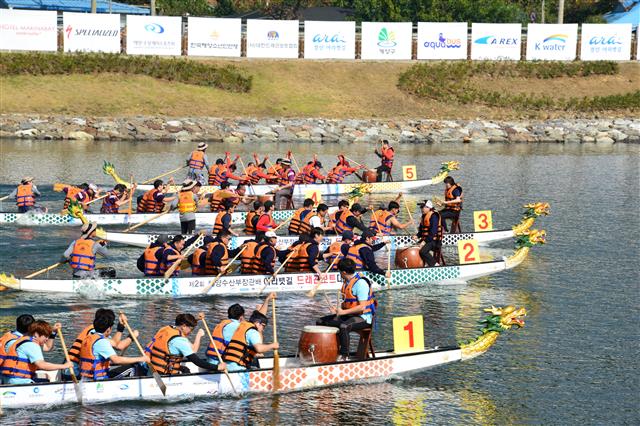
0,140,638,425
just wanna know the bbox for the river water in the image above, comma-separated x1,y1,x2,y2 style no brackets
0,140,638,425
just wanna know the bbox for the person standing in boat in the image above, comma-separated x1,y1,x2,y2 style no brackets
9,176,42,213
187,143,210,184
170,180,207,235
100,184,132,214
146,313,225,375
323,230,354,269
316,258,377,361
274,158,296,210
222,308,279,372
335,203,369,236
347,229,390,278
437,176,463,233
374,139,395,181
136,178,175,213
62,222,109,279
416,200,443,267
369,201,411,236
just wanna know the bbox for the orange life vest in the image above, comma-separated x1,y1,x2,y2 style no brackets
444,184,463,211
222,321,258,368
191,247,207,275
341,273,376,316
144,245,164,276
137,188,164,213
288,208,313,235
369,210,395,235
240,241,260,274
78,332,110,380
204,241,228,275
213,212,231,235
63,186,83,210
145,326,184,375
244,210,259,234
346,241,368,269
326,165,351,184
381,146,394,169
277,167,295,186
328,210,343,231
68,325,93,364
70,238,96,271
16,183,35,207
420,210,443,241
335,210,354,234
0,331,20,372
326,241,347,269
209,191,225,212
243,165,262,185
266,164,282,184
159,245,181,277
188,150,206,170
285,242,315,272
296,164,317,184
208,164,228,186
178,191,197,214
100,190,120,214
2,336,38,380
206,319,233,359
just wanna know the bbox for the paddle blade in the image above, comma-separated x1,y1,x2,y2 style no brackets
53,183,69,192
153,371,167,396
272,351,280,391
73,381,83,404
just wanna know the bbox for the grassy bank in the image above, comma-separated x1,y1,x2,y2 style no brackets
1,54,638,119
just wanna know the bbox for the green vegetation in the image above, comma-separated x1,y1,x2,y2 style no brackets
398,61,640,112
0,52,252,93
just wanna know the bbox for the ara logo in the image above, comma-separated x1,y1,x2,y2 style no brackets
589,36,622,45
312,33,346,44
267,31,279,40
144,23,165,34
535,34,568,51
424,32,462,49
377,27,396,47
474,35,518,46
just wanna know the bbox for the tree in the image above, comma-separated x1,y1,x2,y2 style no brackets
157,0,214,16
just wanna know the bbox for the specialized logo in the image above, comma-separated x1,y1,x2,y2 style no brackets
474,35,518,46
424,32,462,49
312,33,346,44
65,24,119,39
377,27,396,48
65,24,72,39
144,23,165,34
589,36,622,45
267,31,279,40
535,34,568,51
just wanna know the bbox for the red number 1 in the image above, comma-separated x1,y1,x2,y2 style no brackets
403,321,414,347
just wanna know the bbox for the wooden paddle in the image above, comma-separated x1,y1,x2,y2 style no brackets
0,195,10,202
386,241,392,286
343,156,365,168
238,158,257,196
84,193,109,206
120,313,167,396
307,255,339,298
141,165,187,185
201,245,247,295
127,175,134,216
57,326,83,404
401,194,419,234
124,209,171,232
273,214,293,232
198,314,238,396
164,234,204,278
24,260,68,279
289,153,302,174
271,297,280,392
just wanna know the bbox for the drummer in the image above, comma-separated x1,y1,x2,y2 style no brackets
374,139,394,182
347,229,390,278
9,176,42,213
316,258,377,361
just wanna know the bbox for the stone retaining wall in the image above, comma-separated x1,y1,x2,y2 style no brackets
1,114,639,144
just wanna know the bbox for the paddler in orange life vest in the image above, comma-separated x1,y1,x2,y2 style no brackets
209,181,238,212
187,142,210,184
323,230,355,269
212,199,238,237
1,320,72,385
316,258,377,361
136,235,168,277
137,178,176,213
296,157,326,184
190,230,244,276
436,176,463,233
208,152,243,186
369,201,411,236
244,201,264,235
9,176,42,213
334,203,370,236
62,222,109,279
327,199,350,235
326,155,365,184
160,235,187,277
145,313,225,375
416,200,444,267
284,228,327,280
288,198,315,236
205,293,275,366
240,231,280,274
77,183,100,212
347,229,390,278
169,179,207,235
374,139,395,182
100,183,133,214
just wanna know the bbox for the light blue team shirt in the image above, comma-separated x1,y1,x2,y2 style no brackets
168,336,194,357
73,331,116,377
353,278,373,325
207,319,240,365
226,328,262,372
5,340,43,384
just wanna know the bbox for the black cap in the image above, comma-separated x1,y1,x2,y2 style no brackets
361,229,376,239
351,203,366,213
315,161,323,169
341,230,354,240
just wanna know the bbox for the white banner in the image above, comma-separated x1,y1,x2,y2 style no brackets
580,24,632,61
126,15,182,56
187,17,241,57
417,22,467,60
246,20,299,59
471,23,522,60
361,22,412,60
304,21,355,59
526,24,578,60
63,12,120,53
0,10,57,52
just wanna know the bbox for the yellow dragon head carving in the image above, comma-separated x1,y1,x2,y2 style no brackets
483,305,527,331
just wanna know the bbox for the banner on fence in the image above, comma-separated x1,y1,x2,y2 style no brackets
580,24,632,61
471,23,522,60
246,20,299,58
361,22,412,60
526,24,578,61
187,17,241,57
304,21,355,59
126,15,182,56
63,12,120,53
417,22,467,60
0,10,57,52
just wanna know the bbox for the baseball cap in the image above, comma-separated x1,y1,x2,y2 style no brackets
351,203,367,213
341,230,354,240
361,229,376,239
418,200,433,209
265,231,277,239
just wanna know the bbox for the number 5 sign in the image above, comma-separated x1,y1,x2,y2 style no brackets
402,165,417,181
457,239,480,264
473,210,493,232
393,315,424,354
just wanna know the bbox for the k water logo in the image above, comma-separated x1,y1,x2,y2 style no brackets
144,23,164,34
474,35,518,46
535,34,567,51
377,28,396,48
589,36,622,45
424,32,462,49
267,31,279,40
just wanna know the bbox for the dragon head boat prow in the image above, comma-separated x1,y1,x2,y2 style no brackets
102,161,130,187
430,161,460,184
512,202,550,234
505,229,546,269
460,305,527,360
67,200,88,224
0,273,20,291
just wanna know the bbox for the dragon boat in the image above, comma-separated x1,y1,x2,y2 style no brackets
103,161,460,196
0,305,526,410
0,230,545,297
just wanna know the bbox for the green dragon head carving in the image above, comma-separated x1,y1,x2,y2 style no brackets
67,200,88,224
440,161,460,173
347,183,373,201
479,305,527,333
523,202,550,220
102,160,129,186
515,229,546,249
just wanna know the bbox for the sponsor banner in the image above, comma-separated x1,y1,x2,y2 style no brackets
361,22,412,60
471,23,522,60
246,20,299,59
63,12,121,53
304,21,355,59
417,22,467,60
126,15,182,56
580,24,632,61
0,10,57,52
187,17,241,57
526,24,578,60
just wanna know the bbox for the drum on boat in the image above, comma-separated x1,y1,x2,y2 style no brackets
363,169,377,183
298,325,339,365
395,246,424,269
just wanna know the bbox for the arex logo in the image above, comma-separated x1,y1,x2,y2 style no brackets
377,27,396,48
474,35,518,46
535,34,568,51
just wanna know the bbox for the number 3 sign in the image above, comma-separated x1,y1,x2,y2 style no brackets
457,239,480,264
473,210,493,232
393,315,424,354
402,165,417,181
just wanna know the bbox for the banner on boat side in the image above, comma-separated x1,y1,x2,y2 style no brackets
63,13,121,54
393,315,425,354
525,24,578,61
187,17,241,57
246,19,299,59
580,24,632,61
417,22,468,60
471,23,522,60
126,15,182,56
303,21,356,59
360,22,413,60
0,10,57,52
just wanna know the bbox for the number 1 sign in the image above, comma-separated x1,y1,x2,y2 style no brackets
392,315,425,354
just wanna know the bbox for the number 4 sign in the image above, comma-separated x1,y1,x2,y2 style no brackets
392,315,425,354
457,239,480,264
304,189,322,206
402,165,417,181
473,210,493,232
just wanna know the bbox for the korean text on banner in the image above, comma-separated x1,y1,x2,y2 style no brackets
580,24,632,61
126,15,182,56
0,10,57,52
187,17,241,57
471,23,522,60
361,22,413,60
63,12,121,54
526,24,578,61
246,20,299,59
417,22,468,60
304,21,356,59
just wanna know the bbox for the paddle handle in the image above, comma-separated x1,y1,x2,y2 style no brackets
25,261,65,279
142,165,187,185
343,156,364,168
200,315,238,395
402,194,419,234
290,153,302,174
125,209,170,232
202,245,247,294
0,195,10,202
85,193,109,205
238,158,257,195
273,214,293,231
371,209,384,235
308,255,339,297
57,328,79,384
163,235,203,278
271,298,280,391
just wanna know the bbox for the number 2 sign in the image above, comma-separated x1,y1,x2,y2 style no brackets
473,210,493,232
402,165,417,181
457,239,480,264
393,315,424,354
